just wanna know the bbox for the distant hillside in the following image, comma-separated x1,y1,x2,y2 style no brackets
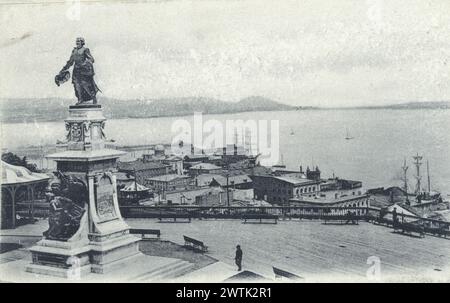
2,98,446,123
0,96,295,123
381,101,450,109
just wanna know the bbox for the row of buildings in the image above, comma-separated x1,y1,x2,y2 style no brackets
114,144,369,209
3,143,449,229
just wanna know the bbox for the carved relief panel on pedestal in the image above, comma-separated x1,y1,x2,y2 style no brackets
94,172,118,222
67,122,84,142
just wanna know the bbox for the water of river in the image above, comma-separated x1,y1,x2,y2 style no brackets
1,109,449,194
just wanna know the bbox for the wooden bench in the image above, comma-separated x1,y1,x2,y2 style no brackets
394,222,425,238
322,214,359,225
363,213,378,223
158,213,191,223
183,235,208,252
242,214,278,224
273,266,303,281
129,228,161,239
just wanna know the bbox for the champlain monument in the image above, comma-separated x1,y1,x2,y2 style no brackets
26,38,144,278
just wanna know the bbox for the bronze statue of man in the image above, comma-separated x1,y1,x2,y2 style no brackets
58,37,100,104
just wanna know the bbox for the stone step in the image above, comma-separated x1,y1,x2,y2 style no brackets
130,259,185,281
150,261,195,281
132,259,190,282
133,259,194,282
88,254,180,282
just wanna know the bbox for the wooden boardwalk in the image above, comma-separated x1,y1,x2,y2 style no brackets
127,219,450,282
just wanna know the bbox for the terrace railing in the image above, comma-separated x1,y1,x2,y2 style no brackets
118,204,450,231
14,201,449,234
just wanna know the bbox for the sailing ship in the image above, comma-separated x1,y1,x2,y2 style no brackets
290,128,295,136
401,155,442,205
415,159,442,204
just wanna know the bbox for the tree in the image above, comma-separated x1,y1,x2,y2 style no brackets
2,152,39,172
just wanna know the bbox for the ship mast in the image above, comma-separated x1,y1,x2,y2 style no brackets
413,153,423,194
244,128,253,156
401,158,409,200
427,160,431,193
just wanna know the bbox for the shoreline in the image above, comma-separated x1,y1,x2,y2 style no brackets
0,108,302,124
2,106,449,124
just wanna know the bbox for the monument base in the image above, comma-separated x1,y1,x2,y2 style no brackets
26,262,93,279
26,239,92,278
3,251,194,282
26,234,141,277
89,232,141,274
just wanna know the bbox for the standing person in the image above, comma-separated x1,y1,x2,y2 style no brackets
235,245,243,271
392,207,398,228
345,210,352,224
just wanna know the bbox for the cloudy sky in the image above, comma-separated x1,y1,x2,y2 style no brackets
1,0,449,107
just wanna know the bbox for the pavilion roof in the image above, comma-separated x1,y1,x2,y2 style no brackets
120,181,149,192
1,161,50,186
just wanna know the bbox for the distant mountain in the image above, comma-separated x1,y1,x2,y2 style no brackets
0,96,296,123
236,96,292,111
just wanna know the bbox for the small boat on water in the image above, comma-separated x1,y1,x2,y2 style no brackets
290,129,295,136
345,128,354,140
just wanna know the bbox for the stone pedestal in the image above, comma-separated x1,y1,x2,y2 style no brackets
27,104,141,278
26,210,91,278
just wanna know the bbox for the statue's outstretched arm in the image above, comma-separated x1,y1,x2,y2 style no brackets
84,48,95,63
61,51,75,71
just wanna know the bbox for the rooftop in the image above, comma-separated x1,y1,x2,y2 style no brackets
120,181,149,192
195,174,222,186
210,174,252,186
321,178,363,190
163,155,183,161
208,156,222,160
115,172,134,181
247,166,273,176
118,159,170,171
270,175,320,186
146,174,191,182
184,154,209,160
1,161,50,186
189,163,222,170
